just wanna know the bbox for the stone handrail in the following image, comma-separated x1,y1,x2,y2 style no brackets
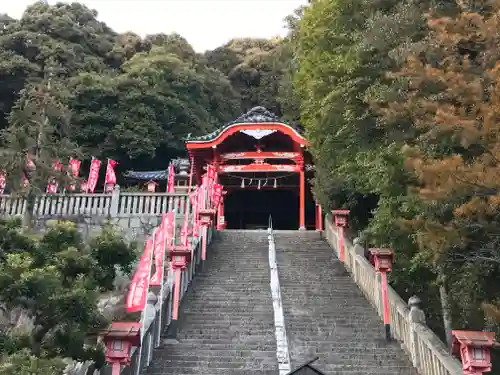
323,213,463,375
64,221,214,375
109,229,213,375
0,188,189,218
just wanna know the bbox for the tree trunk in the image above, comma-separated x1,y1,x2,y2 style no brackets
438,272,453,350
22,191,35,231
31,324,51,356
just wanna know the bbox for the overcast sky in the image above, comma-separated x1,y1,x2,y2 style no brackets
2,0,306,52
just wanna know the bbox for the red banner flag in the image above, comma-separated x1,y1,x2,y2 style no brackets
46,161,63,194
212,183,223,209
180,210,190,247
126,240,153,313
150,222,165,286
67,159,81,191
105,159,118,188
21,174,29,188
150,211,175,286
167,163,175,193
193,187,204,238
26,157,35,170
87,159,101,193
0,173,5,194
165,211,175,250
69,159,81,177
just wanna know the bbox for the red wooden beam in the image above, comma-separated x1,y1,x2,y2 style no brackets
218,163,300,173
221,151,301,160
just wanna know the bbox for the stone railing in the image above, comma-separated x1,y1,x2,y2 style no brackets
63,220,214,375
102,229,213,375
0,187,190,218
323,213,463,375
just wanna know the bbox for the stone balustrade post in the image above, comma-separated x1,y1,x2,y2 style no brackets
144,292,158,367
109,185,121,217
408,296,426,369
352,237,365,284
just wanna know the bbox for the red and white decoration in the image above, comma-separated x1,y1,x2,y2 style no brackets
22,157,35,188
212,183,223,209
150,212,175,286
0,172,6,195
67,158,81,191
147,180,158,192
46,161,63,194
104,159,118,192
167,163,175,193
86,158,101,193
126,239,154,313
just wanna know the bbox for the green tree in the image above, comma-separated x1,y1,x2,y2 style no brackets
0,1,117,132
0,350,65,375
380,1,500,344
69,40,241,168
0,65,79,227
0,219,135,364
205,37,290,116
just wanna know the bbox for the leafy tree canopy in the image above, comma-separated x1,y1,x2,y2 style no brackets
0,218,136,369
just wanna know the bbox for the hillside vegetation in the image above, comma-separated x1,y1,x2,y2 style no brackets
1,0,500,371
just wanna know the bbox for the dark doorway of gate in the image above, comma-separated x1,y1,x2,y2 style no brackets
225,190,299,230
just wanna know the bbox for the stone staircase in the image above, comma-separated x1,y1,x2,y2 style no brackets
274,230,418,375
146,230,278,375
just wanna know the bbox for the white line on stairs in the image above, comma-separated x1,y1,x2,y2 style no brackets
267,228,291,375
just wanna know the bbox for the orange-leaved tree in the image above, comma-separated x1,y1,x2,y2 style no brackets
382,1,500,343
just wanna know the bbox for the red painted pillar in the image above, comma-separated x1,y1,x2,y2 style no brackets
315,204,323,232
172,267,182,320
166,246,191,338
299,170,305,230
201,225,208,260
338,226,345,261
380,271,390,338
198,210,215,261
217,196,225,230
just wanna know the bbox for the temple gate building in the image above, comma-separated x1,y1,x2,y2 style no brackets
185,107,316,230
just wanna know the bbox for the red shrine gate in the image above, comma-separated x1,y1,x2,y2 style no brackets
185,107,318,230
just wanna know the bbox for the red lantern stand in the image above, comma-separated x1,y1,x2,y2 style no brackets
102,322,141,375
199,208,216,261
369,248,394,341
332,210,350,262
451,331,498,375
166,244,192,338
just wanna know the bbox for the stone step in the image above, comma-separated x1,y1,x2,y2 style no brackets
154,349,277,359
163,344,276,357
160,338,401,349
145,232,277,375
274,232,417,374
147,366,277,375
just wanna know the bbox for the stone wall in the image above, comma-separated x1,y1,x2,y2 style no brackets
0,189,193,245
0,190,195,375
32,215,161,245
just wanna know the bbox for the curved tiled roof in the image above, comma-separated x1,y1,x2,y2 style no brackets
124,170,169,181
124,158,191,181
185,106,304,143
